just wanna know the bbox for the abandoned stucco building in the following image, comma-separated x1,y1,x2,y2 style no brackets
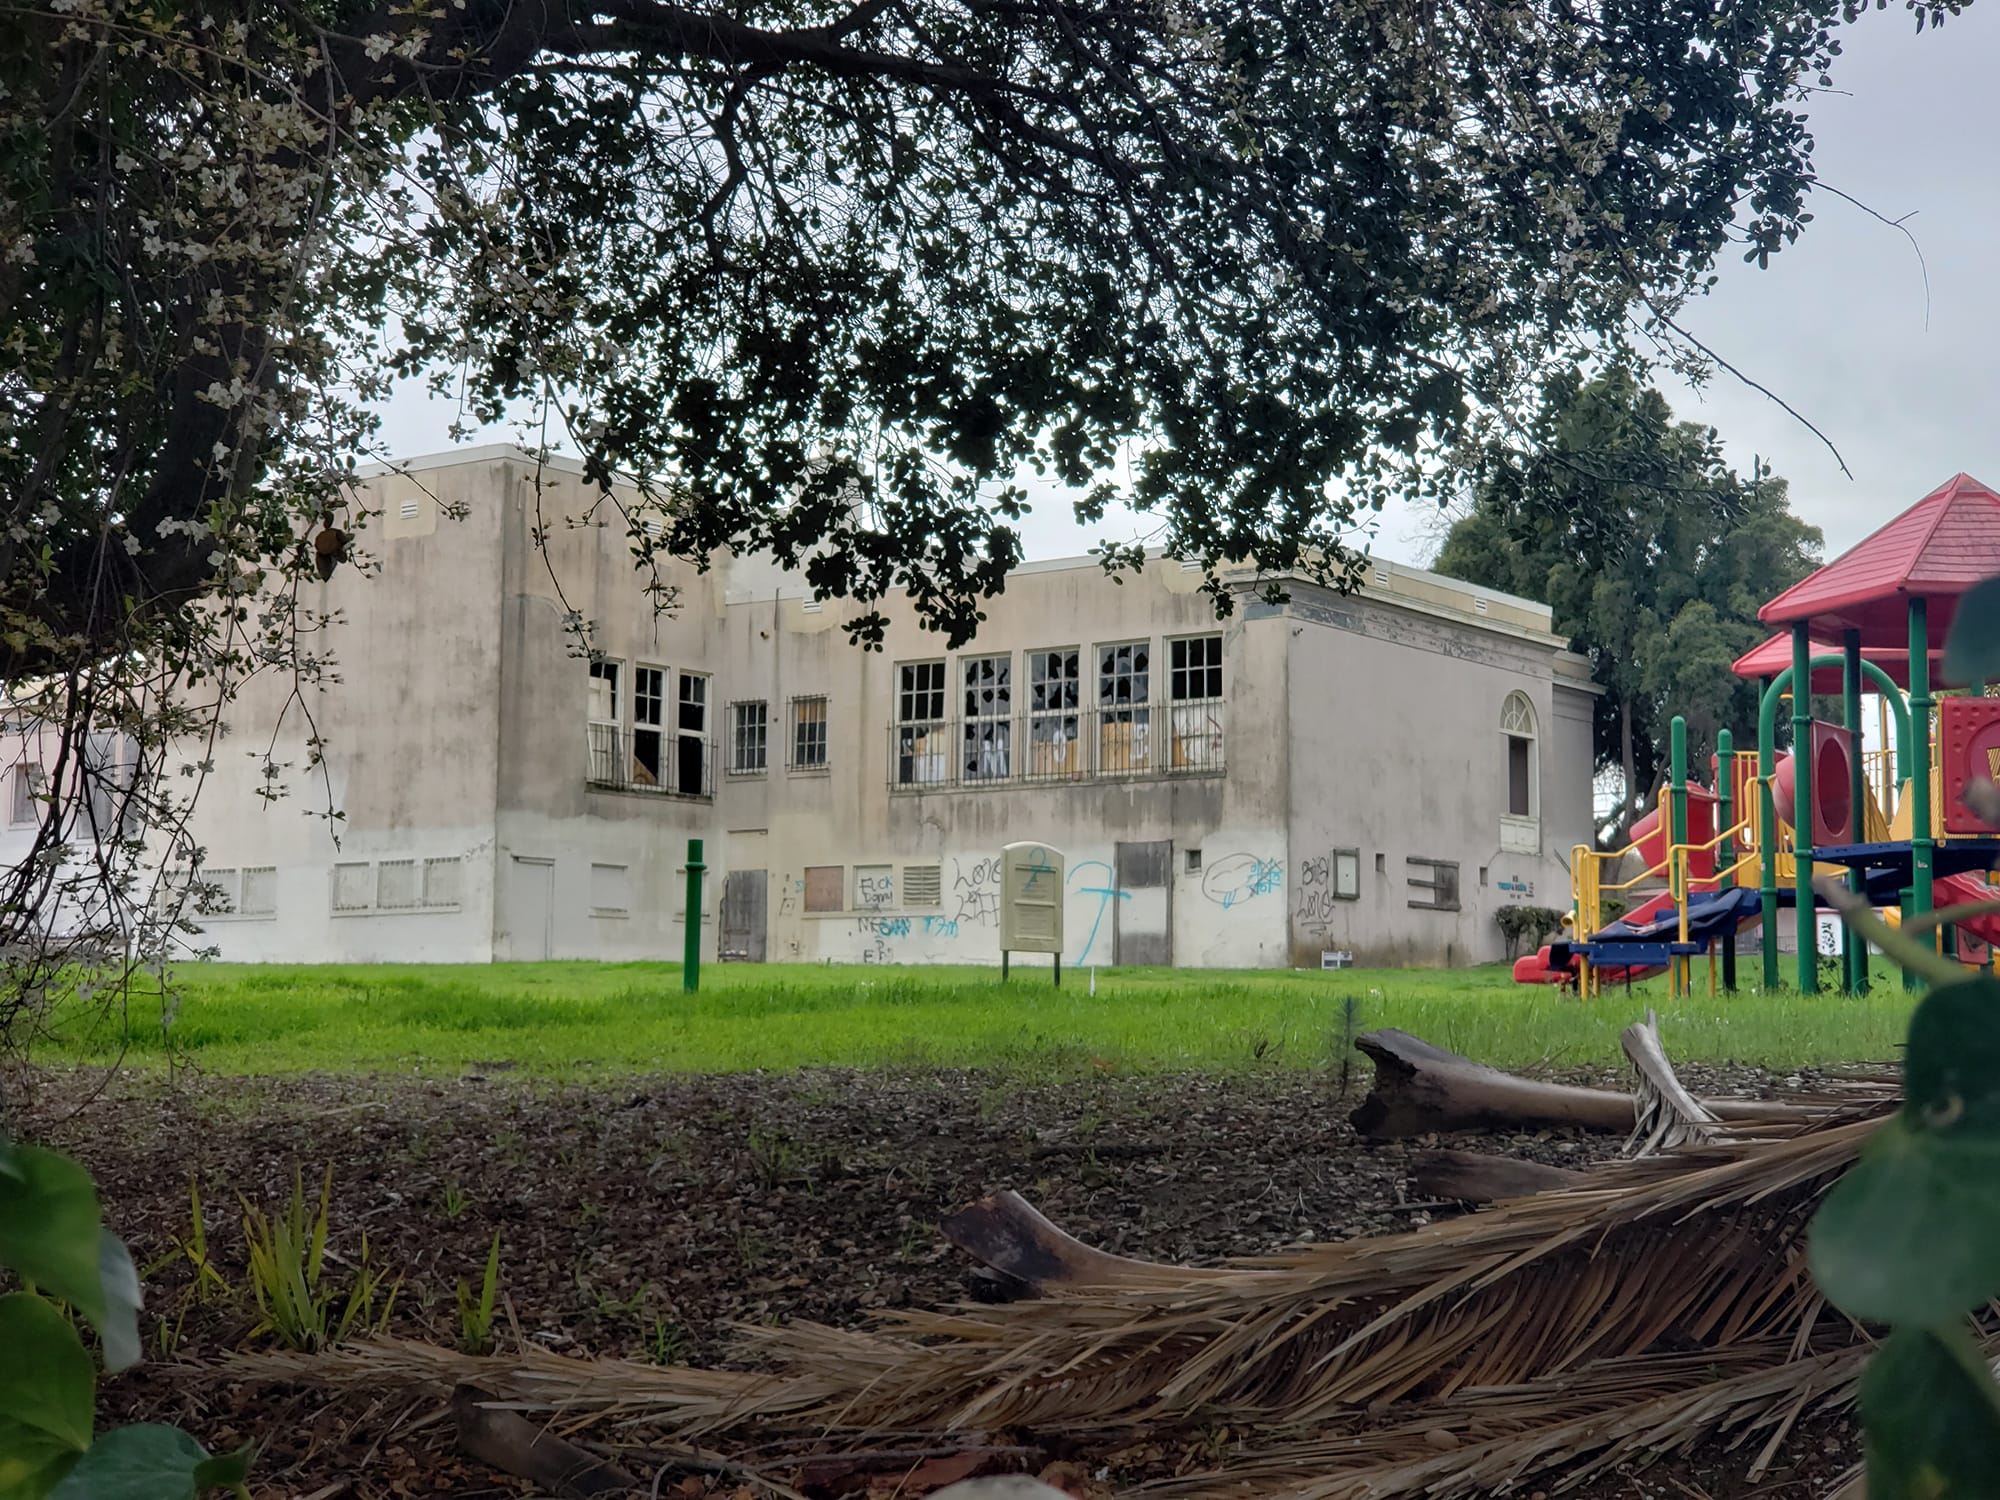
165,446,1597,968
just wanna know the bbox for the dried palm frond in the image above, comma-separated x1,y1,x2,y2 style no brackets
1622,1010,1719,1156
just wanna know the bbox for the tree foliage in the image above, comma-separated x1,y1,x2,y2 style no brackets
0,0,1967,1024
1433,366,1823,830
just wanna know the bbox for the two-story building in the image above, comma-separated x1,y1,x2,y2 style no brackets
156,445,1597,968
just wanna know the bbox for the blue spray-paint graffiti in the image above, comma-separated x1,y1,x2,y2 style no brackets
1022,845,1057,893
922,915,960,939
1067,860,1129,964
1200,853,1284,910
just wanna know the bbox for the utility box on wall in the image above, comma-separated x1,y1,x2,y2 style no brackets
998,842,1064,981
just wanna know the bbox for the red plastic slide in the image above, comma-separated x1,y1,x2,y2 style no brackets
1511,891,1680,986
1934,873,2000,953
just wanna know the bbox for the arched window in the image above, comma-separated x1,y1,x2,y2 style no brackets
1501,692,1538,820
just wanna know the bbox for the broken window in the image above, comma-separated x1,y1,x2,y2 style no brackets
587,660,621,783
731,701,768,774
791,696,828,770
1028,648,1080,777
1097,642,1152,772
961,654,1011,780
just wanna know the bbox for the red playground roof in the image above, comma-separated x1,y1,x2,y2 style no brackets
1760,473,2000,651
1729,633,1938,691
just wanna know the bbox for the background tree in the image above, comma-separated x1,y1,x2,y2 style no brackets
1433,366,1824,839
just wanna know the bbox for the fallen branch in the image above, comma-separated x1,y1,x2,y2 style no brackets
1349,1029,1821,1140
943,1189,1245,1293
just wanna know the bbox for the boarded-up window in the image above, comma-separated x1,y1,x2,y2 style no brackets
1332,849,1360,900
591,862,631,916
424,856,462,908
333,862,374,912
378,859,421,909
1407,858,1461,912
903,865,942,908
804,866,843,912
855,864,895,908
240,866,277,916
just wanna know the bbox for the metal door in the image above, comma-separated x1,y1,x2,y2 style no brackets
720,869,767,962
1113,840,1172,966
502,855,554,961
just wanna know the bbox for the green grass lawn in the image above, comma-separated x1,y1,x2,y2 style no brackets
35,960,1919,1077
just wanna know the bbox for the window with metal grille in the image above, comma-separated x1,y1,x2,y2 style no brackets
731,701,768,774
898,661,946,723
201,867,238,915
591,862,631,916
791,697,828,769
1097,642,1152,772
587,660,622,785
804,865,843,912
1169,635,1223,701
1407,858,1461,912
423,856,462,908
902,865,942,907
333,862,374,912
961,655,1011,780
239,866,277,916
1028,648,1080,776
377,858,421,909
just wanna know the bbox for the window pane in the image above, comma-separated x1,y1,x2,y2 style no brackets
733,702,768,772
588,661,618,721
791,697,828,768
1508,736,1531,816
634,667,665,727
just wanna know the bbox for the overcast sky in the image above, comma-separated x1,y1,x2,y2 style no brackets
375,6,2000,572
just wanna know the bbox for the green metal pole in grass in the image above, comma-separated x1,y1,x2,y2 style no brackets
1718,726,1737,993
1760,677,1779,990
684,837,706,994
1910,597,1934,989
1792,623,1816,993
1843,629,1867,994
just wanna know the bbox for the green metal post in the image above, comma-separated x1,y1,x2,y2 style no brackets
1792,624,1817,992
1759,678,1779,991
1670,715,1688,997
1843,629,1867,994
683,837,706,994
1718,726,1737,992
1910,598,1935,986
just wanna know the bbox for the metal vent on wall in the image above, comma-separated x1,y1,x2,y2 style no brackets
902,864,942,907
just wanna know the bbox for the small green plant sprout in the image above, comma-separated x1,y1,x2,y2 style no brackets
149,1178,231,1306
0,1134,253,1498
240,1167,397,1352
644,1315,689,1366
455,1233,502,1356
440,1182,470,1220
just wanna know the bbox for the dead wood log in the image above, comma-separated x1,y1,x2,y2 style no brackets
1349,1028,1818,1140
1408,1148,1591,1203
451,1384,638,1497
942,1189,1244,1293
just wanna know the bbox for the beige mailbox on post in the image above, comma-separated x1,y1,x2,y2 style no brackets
998,841,1064,984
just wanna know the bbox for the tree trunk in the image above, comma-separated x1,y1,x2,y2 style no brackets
1620,694,1636,831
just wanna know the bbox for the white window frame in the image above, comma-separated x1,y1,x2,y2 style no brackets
961,654,1012,781
895,661,948,786
1501,691,1541,854
790,695,829,772
1027,647,1081,776
730,700,769,775
1096,640,1152,773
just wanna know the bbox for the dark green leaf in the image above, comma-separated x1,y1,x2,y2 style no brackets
190,1445,253,1490
1943,575,2000,687
1811,978,2000,1323
0,1149,106,1336
1861,1325,2000,1497
0,1416,83,1500
46,1425,214,1500
0,1295,93,1453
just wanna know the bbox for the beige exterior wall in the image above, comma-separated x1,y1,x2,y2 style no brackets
172,446,1597,968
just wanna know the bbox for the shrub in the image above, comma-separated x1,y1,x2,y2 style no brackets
1495,905,1565,959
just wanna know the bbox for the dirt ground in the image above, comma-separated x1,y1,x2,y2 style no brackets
22,1062,1858,1499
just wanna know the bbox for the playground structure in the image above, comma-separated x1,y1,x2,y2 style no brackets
1515,472,2000,997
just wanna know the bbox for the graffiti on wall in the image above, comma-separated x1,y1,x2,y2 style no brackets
1294,853,1340,935
1199,853,1283,909
951,856,1001,929
1068,860,1130,964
